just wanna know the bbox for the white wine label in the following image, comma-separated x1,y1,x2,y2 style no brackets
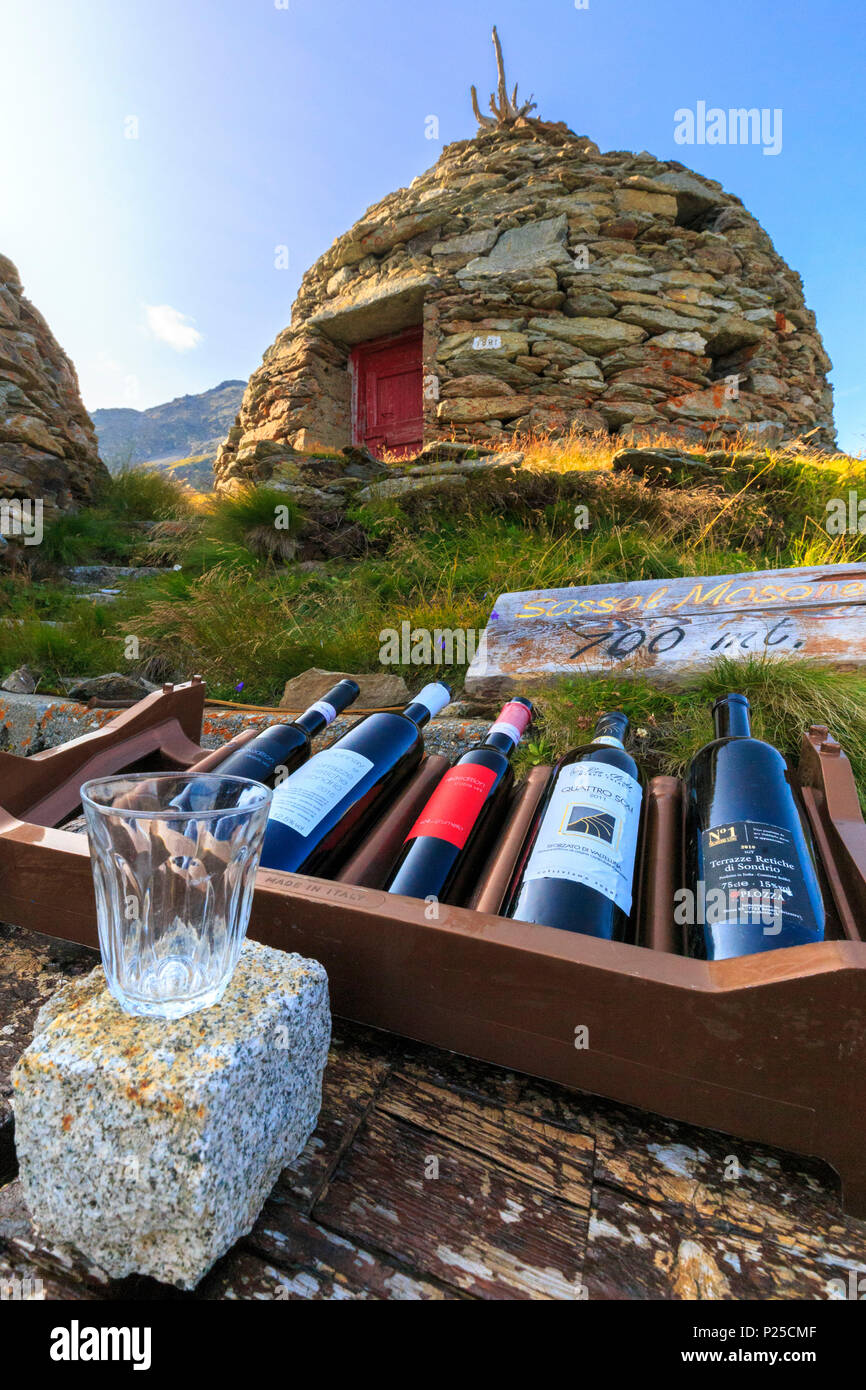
523,761,642,914
309,699,337,725
701,820,813,928
267,747,373,837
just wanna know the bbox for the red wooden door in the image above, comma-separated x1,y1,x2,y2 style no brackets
352,328,423,458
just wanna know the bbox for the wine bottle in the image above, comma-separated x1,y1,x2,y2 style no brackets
385,697,533,902
502,711,644,940
260,681,452,876
171,679,360,812
684,693,825,960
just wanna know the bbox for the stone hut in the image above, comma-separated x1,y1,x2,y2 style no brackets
0,254,107,518
215,46,835,491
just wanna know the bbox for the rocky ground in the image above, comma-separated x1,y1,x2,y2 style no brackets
212,436,840,565
0,687,489,762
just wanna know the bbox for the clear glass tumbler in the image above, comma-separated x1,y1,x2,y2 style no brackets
81,773,272,1019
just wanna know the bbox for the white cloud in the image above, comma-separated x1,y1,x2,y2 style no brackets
144,304,203,352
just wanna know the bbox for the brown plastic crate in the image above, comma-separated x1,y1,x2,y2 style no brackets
2,681,866,1216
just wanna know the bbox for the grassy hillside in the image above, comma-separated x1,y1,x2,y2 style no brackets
3,433,866,793
144,453,215,491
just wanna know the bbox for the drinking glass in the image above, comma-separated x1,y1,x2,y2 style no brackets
81,773,272,1019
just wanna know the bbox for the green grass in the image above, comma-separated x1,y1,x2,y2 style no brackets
202,486,303,558
0,573,86,623
35,510,133,567
121,460,866,705
6,445,866,802
34,466,194,568
0,600,128,692
516,658,866,802
96,465,192,523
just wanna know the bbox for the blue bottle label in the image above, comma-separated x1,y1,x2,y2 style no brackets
701,820,813,932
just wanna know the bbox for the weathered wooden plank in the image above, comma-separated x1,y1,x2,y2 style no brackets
246,1202,453,1300
314,1110,590,1299
588,1097,866,1264
466,563,866,693
270,1022,400,1209
504,1073,600,1139
583,1185,859,1300
395,1040,529,1107
378,1071,594,1208
0,1254,100,1302
1,933,862,1302
519,1079,866,1267
200,1250,370,1301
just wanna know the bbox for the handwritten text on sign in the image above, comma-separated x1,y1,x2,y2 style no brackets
464,564,866,694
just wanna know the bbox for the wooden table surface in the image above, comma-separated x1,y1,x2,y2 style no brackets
2,920,865,1301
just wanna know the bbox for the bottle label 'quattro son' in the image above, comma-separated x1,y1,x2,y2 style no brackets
522,761,642,914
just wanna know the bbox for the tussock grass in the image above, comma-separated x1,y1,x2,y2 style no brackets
518,657,866,807
96,466,192,523
7,438,866,806
141,487,307,572
512,423,859,476
136,518,206,568
35,511,131,568
127,472,861,706
0,598,126,691
34,467,193,568
201,486,303,557
117,441,866,705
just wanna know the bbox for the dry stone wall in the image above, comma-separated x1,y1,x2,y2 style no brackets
0,255,107,517
215,120,835,492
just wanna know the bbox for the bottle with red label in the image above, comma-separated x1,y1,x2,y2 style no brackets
385,697,533,903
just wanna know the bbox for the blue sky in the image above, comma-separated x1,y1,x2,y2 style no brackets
1,0,863,452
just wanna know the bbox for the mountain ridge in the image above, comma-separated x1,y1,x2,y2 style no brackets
92,379,246,489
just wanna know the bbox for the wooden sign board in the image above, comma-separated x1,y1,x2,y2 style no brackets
464,564,866,695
